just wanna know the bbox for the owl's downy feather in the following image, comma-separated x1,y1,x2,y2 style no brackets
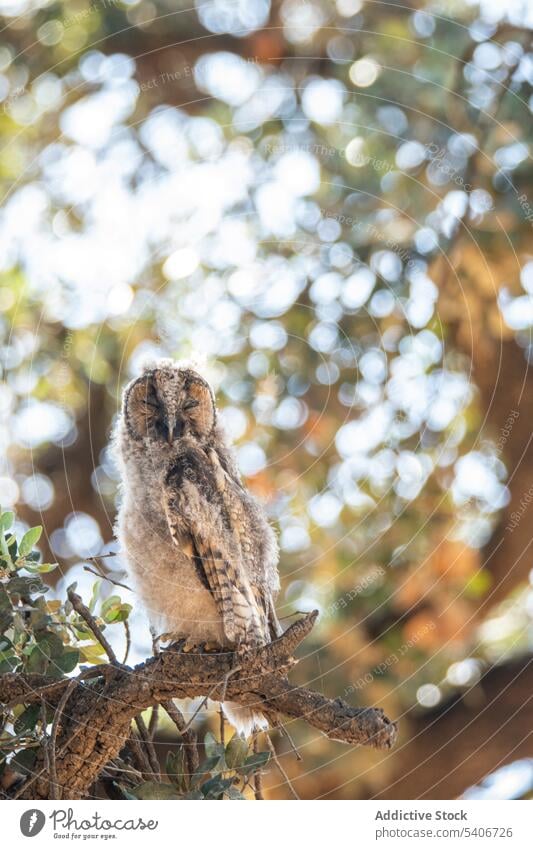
115,358,281,735
163,448,267,647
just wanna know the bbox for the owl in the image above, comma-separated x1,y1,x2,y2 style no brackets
114,359,282,735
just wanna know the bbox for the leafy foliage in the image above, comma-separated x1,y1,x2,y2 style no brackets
0,513,270,799
0,515,122,781
154,732,269,801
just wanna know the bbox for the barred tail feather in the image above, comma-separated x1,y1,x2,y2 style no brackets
222,702,268,738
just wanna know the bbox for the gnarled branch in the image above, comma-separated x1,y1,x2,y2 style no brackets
0,611,398,800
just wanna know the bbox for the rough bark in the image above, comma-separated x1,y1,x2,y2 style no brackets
0,612,397,800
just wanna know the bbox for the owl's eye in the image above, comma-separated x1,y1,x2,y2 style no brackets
142,398,159,410
183,398,199,411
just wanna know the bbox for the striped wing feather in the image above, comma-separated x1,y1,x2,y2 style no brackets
163,452,265,647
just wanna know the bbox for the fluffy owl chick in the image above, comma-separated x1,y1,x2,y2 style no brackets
114,359,282,736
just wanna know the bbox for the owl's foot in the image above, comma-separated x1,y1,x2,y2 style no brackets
182,640,222,654
158,632,181,645
182,639,200,653
160,637,198,653
200,641,222,653
158,635,224,653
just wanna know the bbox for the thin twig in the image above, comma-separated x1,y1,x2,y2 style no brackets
150,626,160,656
103,757,143,783
252,734,265,800
219,707,225,746
134,715,160,781
162,700,186,734
265,734,300,800
278,610,311,620
67,588,118,665
86,552,121,560
148,705,159,740
49,679,78,800
278,724,303,762
123,620,131,665
83,563,133,592
0,737,39,751
40,698,49,776
128,733,154,781
163,701,199,775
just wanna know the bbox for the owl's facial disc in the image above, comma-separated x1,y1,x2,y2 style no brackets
125,369,215,444
180,376,215,439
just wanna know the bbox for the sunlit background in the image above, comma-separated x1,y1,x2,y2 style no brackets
1,0,533,799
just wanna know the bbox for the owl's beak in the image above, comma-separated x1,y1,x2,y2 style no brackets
165,416,184,444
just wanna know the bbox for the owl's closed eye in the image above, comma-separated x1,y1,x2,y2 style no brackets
124,369,215,444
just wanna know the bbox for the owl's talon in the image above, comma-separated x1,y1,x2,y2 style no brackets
179,639,222,654
158,632,176,645
182,639,201,653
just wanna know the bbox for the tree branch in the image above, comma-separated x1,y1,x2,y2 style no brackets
67,588,119,665
0,611,398,800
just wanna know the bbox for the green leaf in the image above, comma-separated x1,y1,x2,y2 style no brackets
131,781,181,800
204,731,224,761
25,631,69,676
200,775,236,799
14,704,41,735
18,526,42,557
0,652,20,674
35,631,64,659
29,598,52,632
165,746,189,793
0,512,14,532
54,648,79,675
99,595,132,625
100,595,121,616
0,586,13,632
238,751,271,776
25,644,49,675
79,642,108,664
225,733,249,769
191,755,223,786
104,604,132,624
7,535,17,560
11,748,37,776
88,580,101,613
24,562,57,575
7,575,46,597
113,784,138,800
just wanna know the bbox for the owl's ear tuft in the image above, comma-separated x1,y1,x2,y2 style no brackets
136,356,175,374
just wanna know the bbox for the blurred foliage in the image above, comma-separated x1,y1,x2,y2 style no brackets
0,0,532,798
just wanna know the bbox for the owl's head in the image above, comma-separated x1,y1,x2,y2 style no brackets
123,361,216,446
